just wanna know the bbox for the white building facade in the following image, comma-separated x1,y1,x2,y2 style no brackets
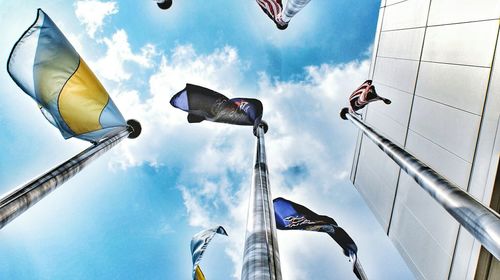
350,1,500,279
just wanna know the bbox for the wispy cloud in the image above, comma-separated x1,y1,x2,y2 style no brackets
74,1,156,82
75,0,118,38
107,44,248,170
104,37,371,278
69,6,405,279
0,1,411,279
94,29,157,82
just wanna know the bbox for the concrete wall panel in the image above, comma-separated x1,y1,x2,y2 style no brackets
378,28,425,60
382,0,430,31
373,57,419,93
416,62,490,115
428,0,500,26
422,20,498,67
354,139,400,230
409,96,481,162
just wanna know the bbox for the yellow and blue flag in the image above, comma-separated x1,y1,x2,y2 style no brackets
7,9,126,143
194,265,206,280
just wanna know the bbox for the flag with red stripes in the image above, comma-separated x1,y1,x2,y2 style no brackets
349,80,391,114
256,0,283,23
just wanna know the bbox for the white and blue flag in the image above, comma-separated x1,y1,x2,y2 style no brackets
190,226,228,280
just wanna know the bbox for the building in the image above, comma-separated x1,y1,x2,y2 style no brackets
350,1,500,279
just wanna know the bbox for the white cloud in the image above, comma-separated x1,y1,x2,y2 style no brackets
93,29,157,82
0,2,411,279
75,0,118,38
74,2,156,82
73,13,405,278
108,44,248,170
103,40,386,278
179,185,215,228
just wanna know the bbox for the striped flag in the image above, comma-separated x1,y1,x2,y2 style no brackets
349,80,391,114
7,9,126,143
255,0,288,29
190,226,228,280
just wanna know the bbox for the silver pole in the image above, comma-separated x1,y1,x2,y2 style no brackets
340,108,500,260
350,252,368,280
242,121,282,280
281,0,312,23
0,119,141,230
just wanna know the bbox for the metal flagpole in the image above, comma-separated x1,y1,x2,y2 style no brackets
0,119,141,230
354,260,368,280
350,252,368,280
340,108,500,260
242,121,282,280
281,0,312,23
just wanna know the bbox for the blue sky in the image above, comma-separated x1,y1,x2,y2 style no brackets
0,1,414,279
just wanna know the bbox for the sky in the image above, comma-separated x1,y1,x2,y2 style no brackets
0,1,415,279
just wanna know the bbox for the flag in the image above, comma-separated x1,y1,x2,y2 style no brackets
349,80,391,114
273,197,364,279
7,9,126,143
190,226,228,280
194,265,206,280
255,0,288,29
170,84,263,132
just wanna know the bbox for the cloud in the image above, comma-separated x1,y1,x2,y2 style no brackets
0,2,410,279
179,185,214,228
108,44,248,170
73,14,402,279
93,29,157,82
75,0,118,38
103,37,373,278
74,2,156,82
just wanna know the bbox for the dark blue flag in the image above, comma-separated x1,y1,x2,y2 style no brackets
170,84,263,133
274,197,365,279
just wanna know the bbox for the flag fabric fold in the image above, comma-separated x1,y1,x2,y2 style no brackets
348,80,391,115
170,83,263,132
7,9,126,143
190,226,228,280
273,197,364,280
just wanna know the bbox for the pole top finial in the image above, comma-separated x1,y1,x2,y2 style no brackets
260,121,269,133
127,119,142,139
254,120,268,136
340,107,349,120
157,0,173,9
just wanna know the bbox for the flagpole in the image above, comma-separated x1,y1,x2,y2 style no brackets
0,119,141,230
242,121,282,280
350,252,368,280
281,0,312,22
340,108,500,260
354,260,368,280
